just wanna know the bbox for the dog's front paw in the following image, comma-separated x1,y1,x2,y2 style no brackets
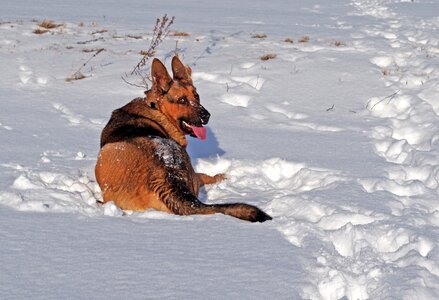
213,173,227,183
198,173,227,185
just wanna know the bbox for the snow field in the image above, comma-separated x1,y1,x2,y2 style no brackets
2,0,439,299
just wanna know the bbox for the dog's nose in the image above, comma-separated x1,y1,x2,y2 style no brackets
200,106,210,125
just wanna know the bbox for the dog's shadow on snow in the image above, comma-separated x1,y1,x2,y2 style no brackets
187,127,225,203
187,126,225,160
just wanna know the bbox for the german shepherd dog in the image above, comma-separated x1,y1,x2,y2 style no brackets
95,56,272,222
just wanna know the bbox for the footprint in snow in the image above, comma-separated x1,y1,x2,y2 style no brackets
52,103,106,128
40,150,63,163
239,62,255,69
380,31,397,40
265,104,342,132
220,94,251,107
8,170,102,211
192,72,265,91
17,62,49,86
0,121,12,131
370,56,394,68
18,65,33,85
52,103,83,125
191,72,228,84
265,104,308,120
231,75,265,91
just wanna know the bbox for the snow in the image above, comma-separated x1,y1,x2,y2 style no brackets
1,0,439,299
0,207,303,299
152,137,186,169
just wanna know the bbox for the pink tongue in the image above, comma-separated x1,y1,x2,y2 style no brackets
190,125,207,140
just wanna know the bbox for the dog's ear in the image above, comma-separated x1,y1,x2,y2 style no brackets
185,65,192,77
151,58,172,93
172,56,191,82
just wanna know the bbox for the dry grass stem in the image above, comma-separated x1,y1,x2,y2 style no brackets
367,90,400,110
66,48,104,82
77,37,104,45
131,14,175,77
82,48,103,53
91,29,108,34
127,34,143,39
123,14,175,90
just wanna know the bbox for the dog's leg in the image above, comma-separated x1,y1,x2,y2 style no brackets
197,173,226,186
154,175,272,223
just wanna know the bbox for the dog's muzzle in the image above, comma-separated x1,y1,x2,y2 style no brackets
199,106,210,125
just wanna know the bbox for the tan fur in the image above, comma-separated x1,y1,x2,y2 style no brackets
95,56,272,222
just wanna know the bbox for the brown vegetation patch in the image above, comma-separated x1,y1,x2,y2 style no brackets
171,31,190,37
260,54,277,61
139,50,156,57
38,19,62,29
92,29,108,34
298,35,310,43
252,33,267,39
283,37,294,43
65,71,87,82
82,48,104,53
33,28,49,35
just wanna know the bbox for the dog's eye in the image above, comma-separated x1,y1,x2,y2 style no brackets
177,97,188,105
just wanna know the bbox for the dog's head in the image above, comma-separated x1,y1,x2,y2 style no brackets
146,56,210,140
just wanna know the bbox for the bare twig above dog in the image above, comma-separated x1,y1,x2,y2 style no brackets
131,15,175,76
122,14,175,90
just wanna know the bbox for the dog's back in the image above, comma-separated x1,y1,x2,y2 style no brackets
96,98,196,211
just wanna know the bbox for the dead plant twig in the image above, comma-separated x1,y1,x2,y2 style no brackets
366,90,400,110
326,104,335,112
131,14,175,77
77,37,104,45
174,40,180,57
66,48,104,82
121,14,175,90
121,75,147,89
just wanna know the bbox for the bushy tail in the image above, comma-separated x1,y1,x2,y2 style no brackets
156,176,272,223
207,203,272,223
